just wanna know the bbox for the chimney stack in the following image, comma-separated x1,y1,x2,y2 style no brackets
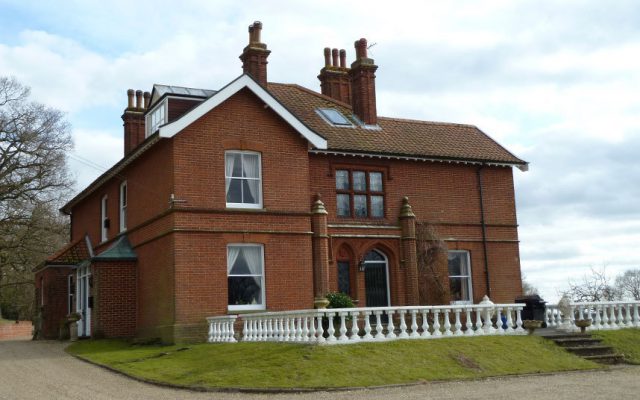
349,38,378,125
317,47,351,104
239,21,271,86
122,89,150,156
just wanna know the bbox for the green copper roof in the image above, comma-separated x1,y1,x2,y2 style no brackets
93,236,137,261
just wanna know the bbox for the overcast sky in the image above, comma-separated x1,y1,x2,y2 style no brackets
1,0,638,302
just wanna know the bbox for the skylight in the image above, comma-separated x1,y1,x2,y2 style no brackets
317,108,353,127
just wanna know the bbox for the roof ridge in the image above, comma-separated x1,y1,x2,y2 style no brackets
377,116,477,128
268,82,353,109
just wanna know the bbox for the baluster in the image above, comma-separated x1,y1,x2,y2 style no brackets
289,316,297,341
363,311,374,340
421,310,431,338
258,318,266,341
282,316,290,341
633,303,640,328
616,305,624,330
374,311,385,340
338,312,348,341
495,308,505,335
453,308,463,336
483,307,494,334
602,305,611,329
301,316,310,342
464,308,474,336
623,304,632,328
474,307,484,335
398,310,409,338
222,321,229,342
593,305,601,330
350,311,361,341
308,315,316,342
294,316,302,342
432,309,442,337
505,307,515,334
316,314,325,343
327,312,337,342
207,321,213,342
410,310,420,338
229,319,237,342
386,310,397,339
211,322,218,342
443,309,453,336
515,307,525,334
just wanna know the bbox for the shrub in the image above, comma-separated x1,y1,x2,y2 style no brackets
326,292,355,309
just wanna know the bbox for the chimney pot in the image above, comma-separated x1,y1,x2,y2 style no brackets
355,38,368,59
323,47,331,67
339,49,347,68
127,89,134,109
135,90,143,109
331,48,339,67
240,21,270,86
143,91,151,110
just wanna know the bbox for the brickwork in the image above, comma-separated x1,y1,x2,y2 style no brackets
0,322,33,340
93,260,136,338
34,267,74,339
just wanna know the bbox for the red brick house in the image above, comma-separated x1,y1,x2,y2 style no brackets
35,22,527,342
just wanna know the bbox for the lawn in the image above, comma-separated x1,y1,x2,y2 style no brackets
67,336,599,390
592,328,640,364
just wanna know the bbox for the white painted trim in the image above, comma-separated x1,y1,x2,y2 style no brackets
100,195,108,242
146,99,168,138
310,149,528,170
227,243,266,312
448,250,473,303
363,249,391,307
119,181,127,232
159,75,327,149
224,150,263,209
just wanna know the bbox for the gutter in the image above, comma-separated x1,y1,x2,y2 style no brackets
477,165,491,298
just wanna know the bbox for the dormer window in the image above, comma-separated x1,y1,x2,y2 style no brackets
316,108,353,127
147,100,167,136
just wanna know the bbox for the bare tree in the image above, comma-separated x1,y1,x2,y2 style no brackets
416,223,448,304
0,76,73,319
565,267,621,302
615,269,640,300
521,274,539,295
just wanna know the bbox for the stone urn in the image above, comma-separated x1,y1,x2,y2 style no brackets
522,320,543,335
575,319,592,334
557,295,574,331
66,313,82,342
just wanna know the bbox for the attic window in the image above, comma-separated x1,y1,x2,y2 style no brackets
317,108,353,127
147,99,167,137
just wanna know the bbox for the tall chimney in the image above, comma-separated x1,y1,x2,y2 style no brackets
239,21,271,86
122,89,147,156
349,38,378,125
317,47,351,104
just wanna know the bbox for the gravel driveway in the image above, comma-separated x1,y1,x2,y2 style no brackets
1,339,639,400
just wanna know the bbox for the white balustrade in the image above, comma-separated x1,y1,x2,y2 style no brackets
207,315,238,343
544,301,640,332
207,300,529,345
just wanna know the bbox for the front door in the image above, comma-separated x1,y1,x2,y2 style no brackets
76,265,92,337
363,250,390,307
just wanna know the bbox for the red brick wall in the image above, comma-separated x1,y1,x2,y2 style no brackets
93,261,136,338
34,267,73,339
0,322,33,340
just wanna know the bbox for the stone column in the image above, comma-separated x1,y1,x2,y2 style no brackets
311,195,330,309
400,196,420,305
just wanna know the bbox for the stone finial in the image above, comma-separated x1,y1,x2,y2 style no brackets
399,196,415,218
312,194,328,215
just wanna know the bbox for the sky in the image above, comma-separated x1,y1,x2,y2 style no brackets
1,0,638,302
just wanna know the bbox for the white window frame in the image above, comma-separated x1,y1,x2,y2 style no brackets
67,274,75,314
100,195,108,242
225,151,263,209
448,250,473,304
146,99,167,137
227,244,266,312
119,181,127,232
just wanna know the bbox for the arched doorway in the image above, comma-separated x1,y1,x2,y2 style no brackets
363,249,390,307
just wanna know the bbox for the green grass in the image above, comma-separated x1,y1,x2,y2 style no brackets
67,336,599,389
0,318,13,325
592,328,640,364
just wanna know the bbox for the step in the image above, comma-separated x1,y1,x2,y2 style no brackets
541,333,592,340
563,345,616,357
583,354,624,364
552,337,603,347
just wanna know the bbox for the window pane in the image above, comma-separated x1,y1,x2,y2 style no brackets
225,153,243,177
335,170,349,190
242,154,260,178
228,276,262,305
352,171,366,192
337,194,350,217
337,261,350,295
370,172,383,192
449,277,464,301
243,179,260,204
226,178,242,203
371,196,384,218
354,195,367,217
448,252,464,276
